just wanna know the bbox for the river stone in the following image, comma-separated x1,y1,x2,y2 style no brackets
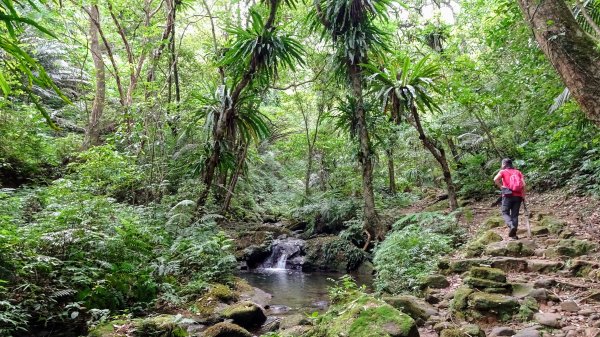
490,326,516,336
534,312,562,328
221,301,267,329
203,322,252,337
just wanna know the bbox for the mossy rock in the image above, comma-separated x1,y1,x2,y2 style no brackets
465,231,503,257
516,296,539,322
383,295,436,326
556,239,595,257
467,292,519,317
87,320,127,337
467,267,507,282
486,241,535,257
88,316,189,337
463,277,510,291
203,322,252,337
222,301,267,329
449,286,474,315
309,294,419,337
303,236,366,272
134,316,189,337
208,284,239,303
422,274,449,289
448,258,488,273
539,216,566,234
280,314,312,330
483,216,504,229
530,226,549,236
439,324,485,337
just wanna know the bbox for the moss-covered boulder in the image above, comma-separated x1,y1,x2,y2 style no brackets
467,267,506,282
546,239,596,258
203,322,252,337
467,293,519,319
485,241,535,257
530,226,549,236
516,297,539,322
449,286,474,315
483,216,504,229
465,231,503,257
422,274,449,289
88,316,189,337
222,301,267,329
303,236,366,272
383,294,437,326
448,258,488,273
309,294,419,337
539,216,566,234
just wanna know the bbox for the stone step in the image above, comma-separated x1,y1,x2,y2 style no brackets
446,257,567,274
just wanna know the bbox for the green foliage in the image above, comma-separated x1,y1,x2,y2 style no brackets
374,224,451,294
392,211,467,246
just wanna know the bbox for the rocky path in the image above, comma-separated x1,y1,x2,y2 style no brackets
410,192,600,337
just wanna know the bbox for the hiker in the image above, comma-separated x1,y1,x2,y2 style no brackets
493,158,526,240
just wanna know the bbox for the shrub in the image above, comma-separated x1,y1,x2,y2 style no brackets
374,224,451,294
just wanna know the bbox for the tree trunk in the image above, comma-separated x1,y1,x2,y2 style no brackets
84,4,105,149
222,141,249,212
516,0,600,125
410,105,458,210
349,63,383,243
386,148,396,195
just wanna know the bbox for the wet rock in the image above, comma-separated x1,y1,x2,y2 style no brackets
534,312,562,328
221,301,267,329
423,274,449,289
560,300,580,312
203,322,252,337
490,327,516,336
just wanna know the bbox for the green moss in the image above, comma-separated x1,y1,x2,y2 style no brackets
448,258,487,273
483,216,504,229
467,267,506,282
134,316,188,337
349,305,417,337
209,284,238,303
450,286,474,315
203,322,252,337
87,320,127,337
309,294,418,337
540,217,566,234
382,295,431,325
465,231,503,257
517,297,539,321
222,301,266,328
463,277,509,290
467,292,519,318
440,328,465,337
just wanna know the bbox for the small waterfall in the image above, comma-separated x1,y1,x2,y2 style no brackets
259,238,304,270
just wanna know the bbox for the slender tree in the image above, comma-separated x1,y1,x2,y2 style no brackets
310,0,393,244
84,4,105,148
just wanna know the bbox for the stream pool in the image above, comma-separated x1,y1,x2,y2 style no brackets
239,269,373,316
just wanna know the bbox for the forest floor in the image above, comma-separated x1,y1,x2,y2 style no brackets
414,190,600,337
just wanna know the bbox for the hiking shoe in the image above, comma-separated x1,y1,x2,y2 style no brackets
510,235,519,241
508,227,518,238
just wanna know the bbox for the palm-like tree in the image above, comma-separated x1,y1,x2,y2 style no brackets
197,1,305,209
364,54,458,210
310,0,392,246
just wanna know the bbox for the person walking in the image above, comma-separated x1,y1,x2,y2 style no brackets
493,158,526,240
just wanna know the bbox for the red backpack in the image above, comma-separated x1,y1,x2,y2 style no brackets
505,169,524,194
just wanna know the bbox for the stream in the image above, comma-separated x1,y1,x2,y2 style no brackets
239,269,373,316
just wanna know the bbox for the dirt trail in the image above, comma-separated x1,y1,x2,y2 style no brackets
414,191,600,337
